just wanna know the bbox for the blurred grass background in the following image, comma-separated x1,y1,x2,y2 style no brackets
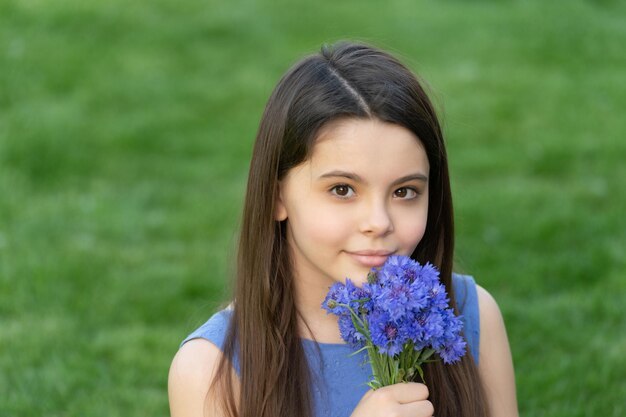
1,0,625,415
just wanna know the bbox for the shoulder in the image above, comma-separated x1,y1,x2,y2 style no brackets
475,285,511,366
169,307,240,417
168,339,224,417
475,284,519,417
475,284,503,342
180,308,233,349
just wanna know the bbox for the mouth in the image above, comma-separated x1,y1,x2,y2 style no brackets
345,250,395,268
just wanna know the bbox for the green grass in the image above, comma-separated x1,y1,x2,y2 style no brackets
1,0,625,415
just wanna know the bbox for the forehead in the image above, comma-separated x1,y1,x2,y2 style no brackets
307,118,428,172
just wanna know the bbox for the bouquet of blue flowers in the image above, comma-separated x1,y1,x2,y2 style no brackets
322,255,466,389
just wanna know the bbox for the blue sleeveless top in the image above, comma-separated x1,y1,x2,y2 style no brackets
181,273,480,417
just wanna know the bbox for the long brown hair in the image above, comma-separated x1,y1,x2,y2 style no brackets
210,41,489,417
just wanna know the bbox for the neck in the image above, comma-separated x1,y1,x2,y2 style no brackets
293,274,344,344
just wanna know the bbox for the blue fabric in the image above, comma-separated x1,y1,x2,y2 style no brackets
180,273,480,417
453,273,480,364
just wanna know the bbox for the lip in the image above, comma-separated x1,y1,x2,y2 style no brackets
345,250,395,268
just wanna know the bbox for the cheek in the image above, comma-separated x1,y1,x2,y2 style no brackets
294,204,351,246
398,209,429,249
320,214,351,243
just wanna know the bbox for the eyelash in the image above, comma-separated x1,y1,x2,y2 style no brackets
329,184,421,200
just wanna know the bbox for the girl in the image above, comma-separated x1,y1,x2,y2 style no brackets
169,41,518,417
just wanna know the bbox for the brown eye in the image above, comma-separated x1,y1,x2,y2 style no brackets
335,185,349,196
331,185,354,198
395,188,408,198
394,187,417,199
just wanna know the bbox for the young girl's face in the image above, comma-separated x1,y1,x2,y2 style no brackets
275,118,429,289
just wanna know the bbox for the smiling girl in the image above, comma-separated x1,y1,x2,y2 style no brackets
168,41,518,417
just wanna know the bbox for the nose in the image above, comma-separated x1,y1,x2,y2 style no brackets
360,198,394,236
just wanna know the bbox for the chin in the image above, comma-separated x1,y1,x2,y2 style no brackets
343,270,372,286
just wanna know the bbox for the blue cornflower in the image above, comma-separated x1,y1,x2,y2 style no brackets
368,309,405,356
322,278,369,316
418,309,446,349
374,255,415,285
439,336,467,364
418,262,441,285
322,255,467,387
338,315,366,348
426,282,450,310
366,278,411,321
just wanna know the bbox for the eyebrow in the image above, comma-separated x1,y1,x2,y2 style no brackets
318,170,428,185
